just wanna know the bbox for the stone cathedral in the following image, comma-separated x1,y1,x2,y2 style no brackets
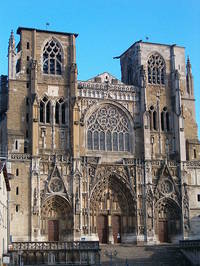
0,27,200,245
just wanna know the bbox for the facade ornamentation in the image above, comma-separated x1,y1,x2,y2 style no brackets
0,28,200,246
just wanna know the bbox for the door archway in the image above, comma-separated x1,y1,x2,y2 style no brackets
41,195,73,241
90,174,136,243
155,198,181,243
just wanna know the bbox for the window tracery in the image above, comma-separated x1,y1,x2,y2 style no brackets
148,53,165,85
43,39,62,75
55,98,66,125
87,105,131,152
39,97,51,124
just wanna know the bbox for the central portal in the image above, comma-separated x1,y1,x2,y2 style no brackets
90,173,136,244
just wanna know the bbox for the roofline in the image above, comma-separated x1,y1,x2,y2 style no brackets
113,40,142,59
17,27,78,37
114,40,185,59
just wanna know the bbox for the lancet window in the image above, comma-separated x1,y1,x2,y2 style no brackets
148,53,165,85
40,97,51,124
43,39,62,75
161,107,170,131
87,105,131,152
55,98,66,125
149,106,157,130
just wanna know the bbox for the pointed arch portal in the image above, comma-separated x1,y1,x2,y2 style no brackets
155,198,181,243
90,174,136,243
41,195,73,241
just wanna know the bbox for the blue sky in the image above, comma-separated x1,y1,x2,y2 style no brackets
0,0,199,136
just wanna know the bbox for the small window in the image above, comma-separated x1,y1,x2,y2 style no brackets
26,130,28,138
16,168,19,176
24,141,28,154
61,103,65,124
26,82,29,88
26,113,29,123
16,187,19,195
15,140,18,150
26,68,29,74
27,56,30,61
197,194,200,202
27,42,30,49
194,149,197,159
55,102,59,124
16,205,19,212
46,101,50,123
26,97,29,105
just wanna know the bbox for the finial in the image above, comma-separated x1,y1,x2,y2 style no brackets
186,55,192,73
9,30,15,50
187,55,190,63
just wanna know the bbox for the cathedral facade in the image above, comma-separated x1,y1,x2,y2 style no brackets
1,27,200,245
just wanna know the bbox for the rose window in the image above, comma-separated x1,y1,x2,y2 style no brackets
159,179,173,195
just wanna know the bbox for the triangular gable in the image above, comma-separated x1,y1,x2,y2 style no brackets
47,165,66,194
85,72,124,85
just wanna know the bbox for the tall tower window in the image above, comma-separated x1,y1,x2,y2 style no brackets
43,39,62,75
55,98,66,125
40,97,51,124
46,101,51,123
148,53,165,85
161,107,170,131
149,106,157,130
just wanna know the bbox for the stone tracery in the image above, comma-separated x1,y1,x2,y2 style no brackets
43,38,62,75
147,53,165,85
87,104,131,152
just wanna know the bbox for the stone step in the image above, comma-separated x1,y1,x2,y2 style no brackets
100,244,191,266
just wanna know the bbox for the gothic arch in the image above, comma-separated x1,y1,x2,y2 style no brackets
41,37,64,75
147,52,165,85
84,101,134,154
89,172,136,243
154,197,181,243
41,195,73,241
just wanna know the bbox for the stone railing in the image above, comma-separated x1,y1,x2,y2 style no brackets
9,241,99,251
9,153,31,160
180,240,200,265
8,241,100,265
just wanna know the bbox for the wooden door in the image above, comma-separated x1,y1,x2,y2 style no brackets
97,215,108,243
112,215,121,243
158,220,168,243
48,220,59,241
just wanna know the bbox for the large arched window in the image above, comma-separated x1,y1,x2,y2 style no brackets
148,53,165,85
43,39,62,75
87,105,131,152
